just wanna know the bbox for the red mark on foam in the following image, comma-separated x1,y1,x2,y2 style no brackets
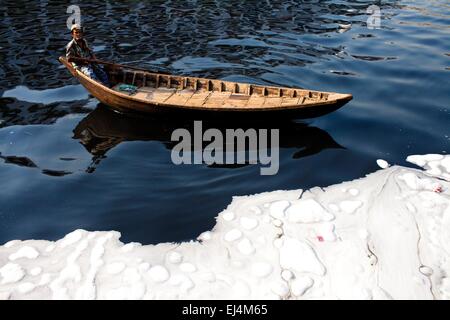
317,236,324,242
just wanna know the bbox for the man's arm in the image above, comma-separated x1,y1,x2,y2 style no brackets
65,43,74,59
84,39,96,59
66,42,81,68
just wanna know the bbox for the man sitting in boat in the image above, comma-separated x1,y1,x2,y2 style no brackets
66,24,110,87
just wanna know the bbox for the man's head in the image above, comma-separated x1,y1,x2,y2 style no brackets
71,24,83,41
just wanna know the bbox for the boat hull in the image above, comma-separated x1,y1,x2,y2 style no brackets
60,57,352,119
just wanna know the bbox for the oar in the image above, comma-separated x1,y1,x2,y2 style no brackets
67,57,169,74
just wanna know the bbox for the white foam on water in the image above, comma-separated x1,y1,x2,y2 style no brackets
4,240,20,248
149,265,170,283
224,229,242,242
291,276,314,297
377,159,390,169
286,199,335,223
9,246,39,261
240,217,258,230
0,263,25,285
167,251,183,264
30,267,42,276
237,238,255,255
106,262,126,275
222,211,235,221
0,154,449,299
198,231,212,241
251,262,273,278
60,230,84,248
18,282,35,294
179,263,197,273
279,237,326,275
271,281,290,298
269,200,290,220
339,200,363,214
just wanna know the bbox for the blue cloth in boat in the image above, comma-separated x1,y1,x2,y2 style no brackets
79,65,110,87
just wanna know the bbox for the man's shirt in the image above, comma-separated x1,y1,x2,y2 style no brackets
65,38,93,68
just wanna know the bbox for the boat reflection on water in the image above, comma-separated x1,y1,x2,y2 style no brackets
73,104,344,172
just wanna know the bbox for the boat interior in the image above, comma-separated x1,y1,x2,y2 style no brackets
104,64,334,109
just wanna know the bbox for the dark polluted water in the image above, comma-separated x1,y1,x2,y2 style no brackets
0,1,449,245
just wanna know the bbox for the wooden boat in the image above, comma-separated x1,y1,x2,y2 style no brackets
59,56,352,118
